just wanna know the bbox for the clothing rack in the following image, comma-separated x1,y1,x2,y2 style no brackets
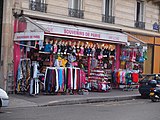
44,67,86,94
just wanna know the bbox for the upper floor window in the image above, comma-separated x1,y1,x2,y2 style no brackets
29,0,47,13
135,0,145,29
102,0,115,24
136,0,144,22
68,0,84,18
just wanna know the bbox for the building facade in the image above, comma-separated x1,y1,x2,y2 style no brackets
1,0,160,91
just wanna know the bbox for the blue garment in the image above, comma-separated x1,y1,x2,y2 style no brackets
17,63,23,81
44,44,52,52
58,69,63,88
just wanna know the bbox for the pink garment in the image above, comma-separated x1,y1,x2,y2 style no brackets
98,55,103,59
53,45,57,53
71,62,78,66
80,47,84,55
122,71,126,84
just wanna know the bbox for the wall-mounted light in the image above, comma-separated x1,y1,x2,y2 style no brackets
12,8,23,18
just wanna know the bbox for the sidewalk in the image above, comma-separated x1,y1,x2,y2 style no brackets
8,89,141,108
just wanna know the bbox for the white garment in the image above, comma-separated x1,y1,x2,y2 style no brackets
32,62,39,78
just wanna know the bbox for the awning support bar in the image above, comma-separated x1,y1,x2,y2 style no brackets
15,42,36,49
122,31,146,44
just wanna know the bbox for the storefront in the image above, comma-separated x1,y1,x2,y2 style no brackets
127,33,159,74
13,16,147,95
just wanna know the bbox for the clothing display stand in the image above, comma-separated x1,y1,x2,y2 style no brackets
30,61,40,95
16,58,31,94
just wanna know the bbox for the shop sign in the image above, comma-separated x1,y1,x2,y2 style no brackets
36,21,128,43
14,32,44,41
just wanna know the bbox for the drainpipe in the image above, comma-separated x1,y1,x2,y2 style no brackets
152,38,155,74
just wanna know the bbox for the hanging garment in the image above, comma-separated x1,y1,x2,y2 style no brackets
91,47,96,56
77,69,80,90
58,68,64,92
67,68,72,90
55,69,59,92
119,71,123,84
122,71,126,84
74,68,78,90
26,60,31,85
125,72,132,84
143,51,147,60
47,69,53,93
64,68,68,91
71,68,73,90
30,78,34,95
120,49,127,61
91,58,98,69
29,78,39,95
132,73,139,83
32,62,39,79
35,78,39,95
54,59,59,67
117,71,120,84
80,70,86,88
51,69,56,92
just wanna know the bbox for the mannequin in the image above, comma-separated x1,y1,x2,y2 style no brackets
84,43,88,56
44,39,52,52
76,41,81,56
80,42,84,56
98,44,103,60
103,44,109,58
60,41,65,54
72,41,77,54
64,41,68,55
87,44,92,56
110,45,115,58
91,44,96,57
53,40,58,54
95,44,101,59
67,41,73,54
57,41,62,54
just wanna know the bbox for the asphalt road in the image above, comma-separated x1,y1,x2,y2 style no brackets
0,99,160,120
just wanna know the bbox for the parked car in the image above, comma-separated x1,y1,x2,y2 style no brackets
0,88,9,107
138,74,160,98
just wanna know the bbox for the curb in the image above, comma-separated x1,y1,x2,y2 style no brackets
39,94,141,107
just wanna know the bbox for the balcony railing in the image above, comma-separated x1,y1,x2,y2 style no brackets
68,8,84,19
135,21,145,29
29,1,47,13
102,15,115,24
